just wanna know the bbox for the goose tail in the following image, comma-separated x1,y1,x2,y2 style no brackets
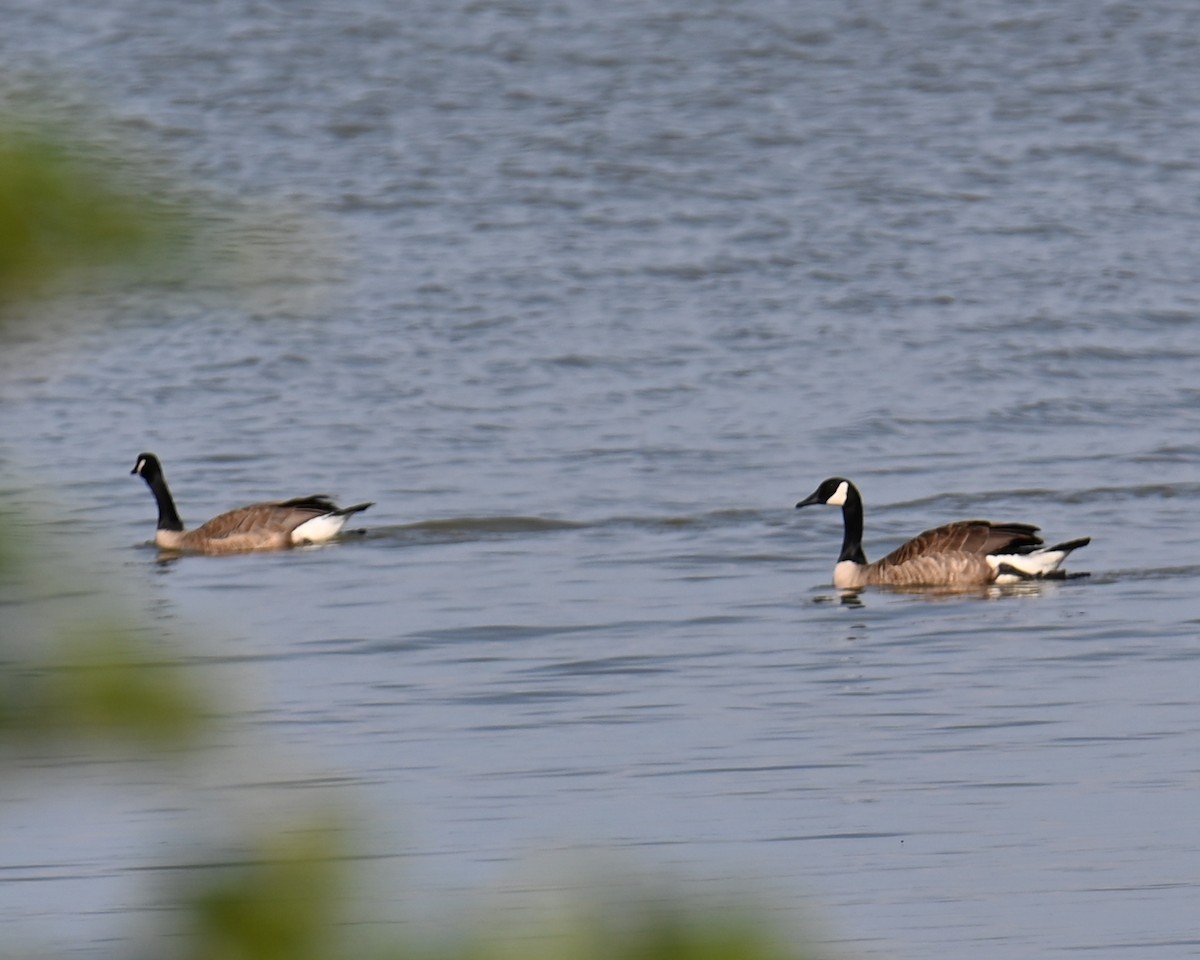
291,501,374,544
990,536,1091,582
334,501,374,517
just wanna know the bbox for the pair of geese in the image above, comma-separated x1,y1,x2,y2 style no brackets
132,453,1091,589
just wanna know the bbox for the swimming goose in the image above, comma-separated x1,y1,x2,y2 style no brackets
795,477,1089,589
131,452,372,555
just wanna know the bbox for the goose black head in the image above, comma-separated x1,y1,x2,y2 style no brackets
796,477,854,509
131,452,162,479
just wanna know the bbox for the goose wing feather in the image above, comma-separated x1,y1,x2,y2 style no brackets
186,496,338,543
877,520,1043,569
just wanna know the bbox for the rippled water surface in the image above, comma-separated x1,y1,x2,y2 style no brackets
4,2,1200,958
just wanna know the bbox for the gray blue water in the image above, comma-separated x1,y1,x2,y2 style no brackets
4,1,1200,957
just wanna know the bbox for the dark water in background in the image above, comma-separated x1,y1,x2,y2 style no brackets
4,1,1200,957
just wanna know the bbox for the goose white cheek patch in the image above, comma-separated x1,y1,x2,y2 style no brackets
826,481,849,506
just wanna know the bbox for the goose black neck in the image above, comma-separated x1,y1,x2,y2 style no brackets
838,485,868,565
144,472,184,532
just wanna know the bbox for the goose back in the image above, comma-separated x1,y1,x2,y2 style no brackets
862,520,1044,586
168,496,356,554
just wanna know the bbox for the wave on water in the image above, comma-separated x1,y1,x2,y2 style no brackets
365,508,773,546
892,481,1200,513
364,515,588,546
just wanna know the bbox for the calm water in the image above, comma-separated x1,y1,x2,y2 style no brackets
4,1,1200,957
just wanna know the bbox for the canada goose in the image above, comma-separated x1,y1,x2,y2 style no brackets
131,452,372,555
795,477,1090,589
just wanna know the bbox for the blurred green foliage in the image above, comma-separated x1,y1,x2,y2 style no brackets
0,620,208,749
410,890,812,960
0,110,830,960
0,119,191,307
0,499,206,753
178,820,348,960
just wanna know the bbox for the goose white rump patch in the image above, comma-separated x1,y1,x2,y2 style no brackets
291,513,350,544
987,547,1070,582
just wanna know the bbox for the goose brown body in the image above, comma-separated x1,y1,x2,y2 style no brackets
132,453,371,555
796,477,1089,589
836,519,1044,589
